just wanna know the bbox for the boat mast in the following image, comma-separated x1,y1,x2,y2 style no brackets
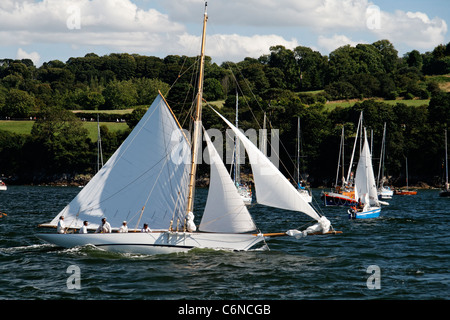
346,111,362,183
97,114,104,172
186,2,208,215
297,117,300,186
234,90,240,185
445,129,448,188
377,122,386,189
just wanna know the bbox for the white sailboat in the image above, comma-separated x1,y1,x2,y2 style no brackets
377,123,393,200
348,128,381,219
295,117,312,203
439,128,450,197
0,179,6,191
230,91,252,205
37,4,339,255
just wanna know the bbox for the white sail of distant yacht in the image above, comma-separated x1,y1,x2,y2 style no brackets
376,122,393,200
37,3,339,255
0,179,6,191
230,91,252,205
295,117,312,203
348,128,381,219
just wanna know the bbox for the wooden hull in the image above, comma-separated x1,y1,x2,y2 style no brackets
321,191,357,207
394,190,417,195
36,231,266,255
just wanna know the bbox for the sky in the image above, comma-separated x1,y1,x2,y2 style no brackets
0,0,449,67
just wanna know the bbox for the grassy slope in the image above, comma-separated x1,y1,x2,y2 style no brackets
0,121,129,141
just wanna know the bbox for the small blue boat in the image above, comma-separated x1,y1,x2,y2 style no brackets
347,128,382,220
348,206,381,219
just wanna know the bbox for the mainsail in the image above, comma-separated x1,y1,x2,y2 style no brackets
210,106,321,222
200,128,257,233
46,94,191,231
354,129,379,207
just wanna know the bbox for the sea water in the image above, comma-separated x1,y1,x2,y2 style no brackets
0,186,448,300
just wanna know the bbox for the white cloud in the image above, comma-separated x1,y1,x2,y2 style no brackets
0,0,185,50
317,34,363,53
372,10,448,50
0,0,447,64
16,48,40,66
176,32,300,62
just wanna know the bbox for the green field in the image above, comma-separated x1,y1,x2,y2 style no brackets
0,120,129,141
324,98,430,111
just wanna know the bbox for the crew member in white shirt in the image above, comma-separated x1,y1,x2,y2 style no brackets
57,216,66,234
118,221,128,233
95,218,112,233
79,221,89,234
141,223,152,233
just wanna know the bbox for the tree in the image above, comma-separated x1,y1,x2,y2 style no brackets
372,40,399,73
29,108,91,174
203,78,224,101
102,80,137,109
1,89,35,118
267,45,301,91
133,78,170,105
294,46,328,90
324,81,359,100
406,50,423,69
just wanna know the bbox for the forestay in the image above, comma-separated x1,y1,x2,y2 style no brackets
210,107,321,222
47,94,191,230
200,128,257,233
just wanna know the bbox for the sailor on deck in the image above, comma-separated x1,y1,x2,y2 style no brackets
79,221,89,234
119,221,128,233
57,216,66,234
95,218,112,233
141,223,152,233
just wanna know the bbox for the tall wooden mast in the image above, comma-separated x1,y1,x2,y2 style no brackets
186,2,208,215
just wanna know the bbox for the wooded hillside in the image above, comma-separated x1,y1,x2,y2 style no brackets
0,39,449,187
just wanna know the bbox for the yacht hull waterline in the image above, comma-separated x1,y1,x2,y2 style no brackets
37,231,266,254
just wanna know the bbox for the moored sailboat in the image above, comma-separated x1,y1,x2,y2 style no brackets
394,157,417,195
348,128,381,219
376,123,393,200
37,4,340,255
0,179,6,191
295,117,312,203
230,91,252,205
439,128,450,197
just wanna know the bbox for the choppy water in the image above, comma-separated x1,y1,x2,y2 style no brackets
0,186,448,301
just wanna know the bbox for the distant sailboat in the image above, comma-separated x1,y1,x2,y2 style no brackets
230,91,252,205
37,3,340,255
321,113,364,207
0,179,6,191
295,117,312,203
394,157,417,195
439,128,450,197
377,123,393,200
348,128,381,219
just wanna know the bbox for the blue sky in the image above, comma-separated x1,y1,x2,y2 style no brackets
0,0,448,66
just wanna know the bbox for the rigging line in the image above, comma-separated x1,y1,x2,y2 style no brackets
219,63,301,185
134,152,173,231
75,139,181,215
169,57,200,128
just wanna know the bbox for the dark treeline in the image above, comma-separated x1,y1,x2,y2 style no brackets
0,39,449,186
